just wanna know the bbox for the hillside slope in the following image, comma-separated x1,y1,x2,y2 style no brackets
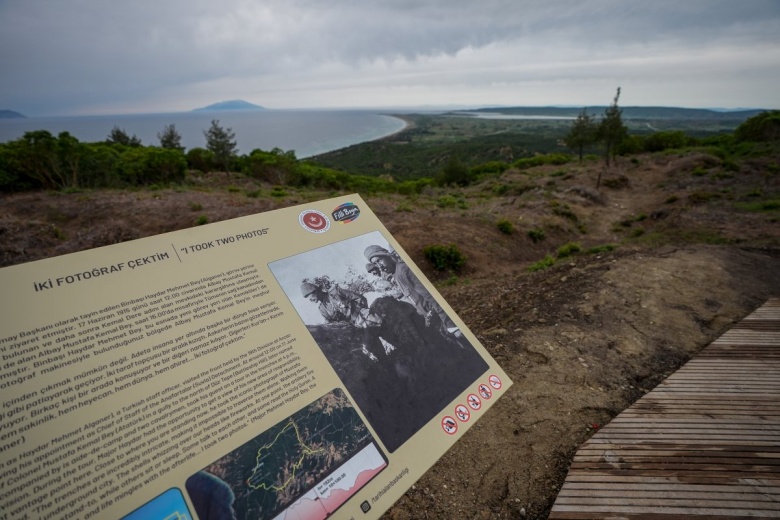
1,151,779,518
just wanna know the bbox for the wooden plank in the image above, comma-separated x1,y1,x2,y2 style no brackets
549,297,780,519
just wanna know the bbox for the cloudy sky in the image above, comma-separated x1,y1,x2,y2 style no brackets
2,0,779,116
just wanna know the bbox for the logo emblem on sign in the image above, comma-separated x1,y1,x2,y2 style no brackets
332,202,361,223
299,209,331,233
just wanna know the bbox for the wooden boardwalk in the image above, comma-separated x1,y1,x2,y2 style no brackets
549,298,780,519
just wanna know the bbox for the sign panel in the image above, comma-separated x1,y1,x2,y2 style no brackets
0,194,511,520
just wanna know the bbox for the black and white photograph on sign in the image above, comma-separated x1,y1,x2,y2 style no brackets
268,231,488,452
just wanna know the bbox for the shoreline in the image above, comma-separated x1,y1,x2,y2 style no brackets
376,114,414,141
307,114,414,159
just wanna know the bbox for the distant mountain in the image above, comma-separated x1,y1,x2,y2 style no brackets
0,109,26,119
193,100,265,112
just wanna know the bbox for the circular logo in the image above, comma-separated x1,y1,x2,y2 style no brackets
299,210,331,234
488,374,503,390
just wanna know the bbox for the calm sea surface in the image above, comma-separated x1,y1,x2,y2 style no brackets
0,110,406,158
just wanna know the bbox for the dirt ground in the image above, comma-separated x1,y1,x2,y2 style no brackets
1,152,779,519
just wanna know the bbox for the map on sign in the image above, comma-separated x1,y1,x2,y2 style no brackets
186,389,387,520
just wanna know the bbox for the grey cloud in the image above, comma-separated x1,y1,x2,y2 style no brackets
1,0,779,114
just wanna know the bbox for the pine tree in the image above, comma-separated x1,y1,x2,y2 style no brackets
203,119,237,171
157,124,184,151
107,126,141,146
598,87,627,167
564,108,597,163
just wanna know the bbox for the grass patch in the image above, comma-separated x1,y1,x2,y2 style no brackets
195,215,208,226
586,244,616,254
687,191,720,205
734,199,780,212
550,201,578,222
189,202,203,211
436,194,469,209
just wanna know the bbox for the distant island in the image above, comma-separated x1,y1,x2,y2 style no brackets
0,110,26,119
193,100,265,112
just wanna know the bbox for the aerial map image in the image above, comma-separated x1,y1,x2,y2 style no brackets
185,389,387,520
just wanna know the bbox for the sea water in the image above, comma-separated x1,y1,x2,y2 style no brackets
0,109,406,159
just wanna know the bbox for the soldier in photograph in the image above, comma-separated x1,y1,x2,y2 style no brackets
300,279,370,327
364,245,460,339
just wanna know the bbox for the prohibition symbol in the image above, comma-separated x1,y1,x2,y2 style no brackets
488,374,503,390
441,416,458,435
455,404,471,422
478,383,493,400
467,393,482,410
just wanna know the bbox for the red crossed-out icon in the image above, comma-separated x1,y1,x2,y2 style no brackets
455,404,471,422
467,393,482,410
478,384,492,400
441,416,458,435
488,374,502,390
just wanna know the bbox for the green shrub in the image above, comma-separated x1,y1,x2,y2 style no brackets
496,219,515,235
195,215,208,226
586,244,616,254
513,153,572,170
734,110,780,142
735,199,780,212
643,130,692,152
556,242,581,259
436,195,458,208
602,176,630,189
186,147,215,173
189,202,203,211
528,254,555,272
688,191,718,204
470,161,510,176
691,166,708,177
550,201,578,222
436,195,468,209
493,183,509,196
423,244,466,272
528,228,546,243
